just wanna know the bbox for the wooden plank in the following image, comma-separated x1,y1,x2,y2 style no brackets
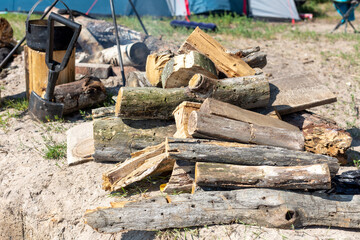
269,73,337,115
66,122,94,166
84,189,360,232
194,162,331,190
178,27,255,77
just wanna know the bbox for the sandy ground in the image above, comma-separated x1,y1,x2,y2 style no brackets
1,19,360,239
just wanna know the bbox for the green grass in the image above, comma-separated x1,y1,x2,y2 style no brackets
0,12,42,40
0,97,29,131
42,135,66,160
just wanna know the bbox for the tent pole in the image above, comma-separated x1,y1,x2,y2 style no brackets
109,0,126,86
128,0,148,36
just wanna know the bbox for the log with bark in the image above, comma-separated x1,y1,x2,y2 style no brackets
145,51,174,87
166,138,339,176
242,51,267,69
84,188,360,232
114,74,270,119
54,76,107,114
188,111,304,150
283,111,352,164
93,117,175,162
188,73,270,109
161,51,217,88
200,98,298,131
178,27,255,77
0,17,15,48
194,162,331,190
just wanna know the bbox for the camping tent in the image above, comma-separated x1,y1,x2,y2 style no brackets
0,0,300,21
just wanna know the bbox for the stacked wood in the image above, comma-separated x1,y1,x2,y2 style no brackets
283,111,352,163
146,51,174,87
178,27,255,77
242,51,267,69
0,17,14,48
188,111,304,150
84,188,360,232
115,73,269,119
194,162,331,190
102,137,339,192
54,76,107,114
93,117,175,162
161,51,217,88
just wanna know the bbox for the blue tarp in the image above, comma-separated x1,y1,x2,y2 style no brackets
188,0,245,15
0,0,172,16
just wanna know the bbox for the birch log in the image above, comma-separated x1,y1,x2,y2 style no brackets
188,111,304,150
194,162,331,190
84,188,360,232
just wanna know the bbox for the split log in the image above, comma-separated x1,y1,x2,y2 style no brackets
93,117,175,162
76,27,104,55
161,160,195,194
178,27,255,77
188,74,269,109
229,46,260,57
264,73,337,115
54,76,107,115
66,122,94,166
102,143,173,191
146,51,174,87
161,51,217,88
125,71,151,87
194,162,331,190
283,111,352,163
200,98,298,131
84,188,360,232
0,17,14,48
166,138,339,176
188,111,304,150
173,101,202,138
242,51,267,69
115,74,269,119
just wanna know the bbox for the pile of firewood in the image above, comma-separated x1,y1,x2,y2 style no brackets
81,27,359,233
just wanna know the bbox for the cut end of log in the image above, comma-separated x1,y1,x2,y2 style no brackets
188,74,203,89
114,87,124,117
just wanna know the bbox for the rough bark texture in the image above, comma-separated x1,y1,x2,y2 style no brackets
173,101,202,138
84,188,360,232
115,87,199,119
200,98,298,131
91,106,115,119
188,111,304,151
93,117,175,162
146,51,174,87
166,138,339,176
161,51,218,88
54,76,107,114
0,17,14,48
178,27,255,77
188,74,270,109
194,162,331,190
283,111,352,164
267,73,337,115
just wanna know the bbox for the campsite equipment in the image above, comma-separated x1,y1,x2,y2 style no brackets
170,20,217,31
331,0,359,33
0,0,61,69
29,12,81,122
109,0,126,86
